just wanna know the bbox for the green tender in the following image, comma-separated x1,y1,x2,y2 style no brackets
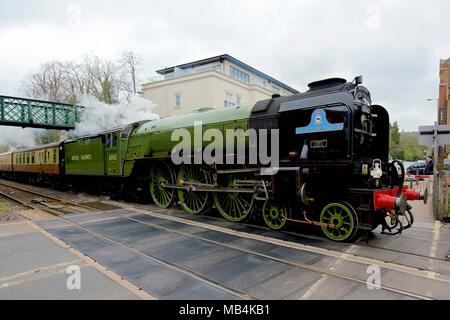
64,136,105,175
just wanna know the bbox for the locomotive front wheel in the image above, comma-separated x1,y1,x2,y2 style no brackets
214,174,254,222
320,202,358,242
149,163,175,209
262,200,287,230
177,165,210,215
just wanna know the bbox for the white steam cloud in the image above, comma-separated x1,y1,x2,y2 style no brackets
71,95,159,137
0,127,41,152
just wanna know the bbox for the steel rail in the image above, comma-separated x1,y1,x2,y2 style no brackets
41,212,256,300
118,209,436,300
0,182,256,300
0,181,95,211
0,179,447,297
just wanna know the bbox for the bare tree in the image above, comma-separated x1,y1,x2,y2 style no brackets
81,54,120,104
119,49,141,98
22,51,141,104
63,61,88,104
23,61,67,102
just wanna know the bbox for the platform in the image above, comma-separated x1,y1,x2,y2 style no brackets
0,220,138,299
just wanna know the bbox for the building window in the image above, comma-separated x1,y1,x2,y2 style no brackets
175,94,181,108
272,86,280,94
236,95,241,106
230,66,249,84
440,109,444,124
225,93,233,108
196,65,221,73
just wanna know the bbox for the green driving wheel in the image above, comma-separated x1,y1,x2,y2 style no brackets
149,163,175,208
262,200,287,230
177,165,210,215
320,202,358,242
214,174,254,222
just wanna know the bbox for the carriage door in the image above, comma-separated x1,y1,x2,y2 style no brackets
119,126,132,173
106,132,120,176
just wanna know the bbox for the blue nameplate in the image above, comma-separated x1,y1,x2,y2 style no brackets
296,109,344,134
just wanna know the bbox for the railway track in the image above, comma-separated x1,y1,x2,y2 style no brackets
137,201,450,265
184,205,450,262
46,206,450,300
0,180,255,299
0,180,94,215
1,179,449,300
3,178,448,262
2,178,448,265
119,209,445,299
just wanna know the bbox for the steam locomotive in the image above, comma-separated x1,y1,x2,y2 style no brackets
0,76,427,241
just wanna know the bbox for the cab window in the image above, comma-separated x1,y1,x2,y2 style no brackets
121,127,131,139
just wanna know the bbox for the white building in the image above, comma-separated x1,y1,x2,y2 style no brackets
142,54,299,118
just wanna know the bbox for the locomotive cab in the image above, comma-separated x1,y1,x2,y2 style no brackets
250,77,423,241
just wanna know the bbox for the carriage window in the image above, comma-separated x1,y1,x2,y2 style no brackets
44,152,47,163
27,153,30,164
53,150,57,163
121,127,131,139
107,134,112,148
32,153,35,164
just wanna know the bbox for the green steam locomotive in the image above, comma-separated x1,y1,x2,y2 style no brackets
0,77,427,241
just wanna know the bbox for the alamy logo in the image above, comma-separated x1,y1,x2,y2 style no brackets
66,5,81,30
66,265,81,290
366,265,381,290
170,121,279,174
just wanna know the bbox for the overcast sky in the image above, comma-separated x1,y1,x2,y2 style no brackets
1,0,449,131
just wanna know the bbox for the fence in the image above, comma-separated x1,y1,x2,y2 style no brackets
408,172,449,221
436,171,449,221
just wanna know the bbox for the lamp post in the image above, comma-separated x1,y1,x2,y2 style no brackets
426,98,441,219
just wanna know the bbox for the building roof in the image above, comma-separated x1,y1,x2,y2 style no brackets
156,54,299,94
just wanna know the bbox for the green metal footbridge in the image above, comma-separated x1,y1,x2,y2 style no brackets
0,95,84,130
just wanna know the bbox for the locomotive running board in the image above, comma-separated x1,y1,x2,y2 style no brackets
161,183,256,194
216,168,261,174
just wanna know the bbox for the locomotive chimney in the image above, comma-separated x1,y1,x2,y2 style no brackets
307,78,347,92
